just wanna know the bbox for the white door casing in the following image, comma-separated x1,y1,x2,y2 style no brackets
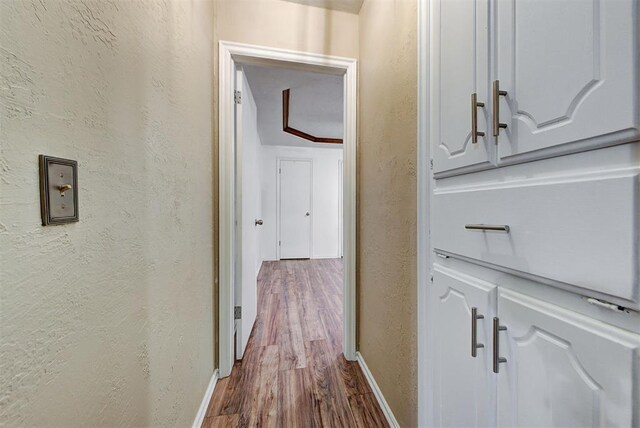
218,41,358,378
278,159,312,259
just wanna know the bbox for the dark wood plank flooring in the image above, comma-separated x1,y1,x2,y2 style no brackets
203,259,388,428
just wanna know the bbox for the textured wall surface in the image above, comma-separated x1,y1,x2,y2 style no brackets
357,0,418,426
214,0,359,59
0,1,214,426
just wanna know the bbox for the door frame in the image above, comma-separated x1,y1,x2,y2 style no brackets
218,41,358,378
417,0,432,427
276,157,313,260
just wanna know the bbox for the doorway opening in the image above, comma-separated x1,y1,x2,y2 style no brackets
218,42,357,379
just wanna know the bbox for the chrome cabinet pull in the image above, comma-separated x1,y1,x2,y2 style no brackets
255,219,263,226
492,80,508,139
465,224,510,232
471,93,485,144
471,307,484,357
493,317,507,373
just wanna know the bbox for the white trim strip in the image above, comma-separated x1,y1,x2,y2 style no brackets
219,40,358,377
356,352,400,428
192,369,219,428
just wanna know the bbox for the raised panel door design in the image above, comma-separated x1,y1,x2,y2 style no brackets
497,289,640,427
431,0,492,177
431,265,497,427
495,0,640,164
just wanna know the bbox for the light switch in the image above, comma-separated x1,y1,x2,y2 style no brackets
39,155,79,225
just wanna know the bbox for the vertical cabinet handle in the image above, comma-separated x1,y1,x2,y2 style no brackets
471,307,485,357
492,317,507,373
471,93,485,144
492,80,508,139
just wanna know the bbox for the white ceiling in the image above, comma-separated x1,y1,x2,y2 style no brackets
281,0,364,14
243,65,344,148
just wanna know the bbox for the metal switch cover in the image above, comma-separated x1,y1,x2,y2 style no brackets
39,155,79,225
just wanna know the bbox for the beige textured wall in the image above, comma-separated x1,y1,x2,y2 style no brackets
0,1,214,426
214,0,359,58
357,0,418,426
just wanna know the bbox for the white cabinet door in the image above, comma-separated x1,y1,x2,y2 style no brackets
497,289,640,427
430,265,497,427
431,0,492,177
495,0,640,165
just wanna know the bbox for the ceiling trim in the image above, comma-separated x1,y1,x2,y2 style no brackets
282,88,343,144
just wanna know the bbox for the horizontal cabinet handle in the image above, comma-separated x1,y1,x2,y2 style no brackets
465,224,510,232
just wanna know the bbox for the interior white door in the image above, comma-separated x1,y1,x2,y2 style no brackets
495,0,640,164
431,0,491,177
430,264,497,427
235,67,258,359
279,159,312,259
497,289,640,427
338,159,343,258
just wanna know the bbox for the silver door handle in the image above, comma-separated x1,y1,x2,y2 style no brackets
471,307,484,358
465,224,510,232
305,212,310,217
492,80,508,138
255,219,263,226
493,317,507,373
471,93,485,144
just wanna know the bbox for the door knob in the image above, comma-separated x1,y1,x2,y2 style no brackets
255,219,263,226
305,212,310,217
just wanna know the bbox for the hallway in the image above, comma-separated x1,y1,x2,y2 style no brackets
202,259,388,427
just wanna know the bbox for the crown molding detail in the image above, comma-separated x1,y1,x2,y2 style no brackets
282,88,343,144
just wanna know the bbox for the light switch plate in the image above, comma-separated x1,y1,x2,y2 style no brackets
39,155,79,226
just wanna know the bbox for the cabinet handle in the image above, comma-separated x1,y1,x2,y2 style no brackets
492,80,508,139
471,93,485,144
492,317,507,373
465,224,510,232
471,307,484,357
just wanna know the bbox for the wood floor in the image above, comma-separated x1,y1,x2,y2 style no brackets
202,259,388,428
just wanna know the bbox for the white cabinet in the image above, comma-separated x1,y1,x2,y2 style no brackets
425,0,640,426
432,172,640,308
430,0,640,175
430,265,497,427
427,282,640,428
495,0,640,164
431,0,493,176
497,289,640,427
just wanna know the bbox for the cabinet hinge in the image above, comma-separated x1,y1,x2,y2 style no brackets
585,297,633,314
234,90,242,104
234,306,242,320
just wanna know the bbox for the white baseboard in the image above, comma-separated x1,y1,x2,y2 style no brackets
192,369,219,428
356,352,400,428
